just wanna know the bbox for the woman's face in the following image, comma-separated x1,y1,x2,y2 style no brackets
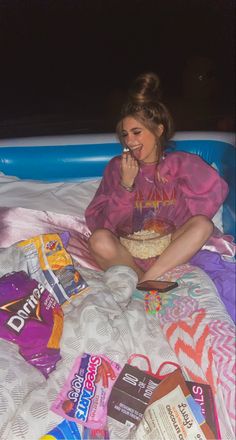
120,116,163,163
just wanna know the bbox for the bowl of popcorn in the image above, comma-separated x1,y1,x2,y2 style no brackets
119,220,175,259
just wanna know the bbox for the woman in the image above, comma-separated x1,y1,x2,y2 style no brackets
85,72,228,284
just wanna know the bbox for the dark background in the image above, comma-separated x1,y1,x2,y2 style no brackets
0,0,235,138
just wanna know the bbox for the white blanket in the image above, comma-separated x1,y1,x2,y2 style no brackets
0,261,235,439
0,172,235,439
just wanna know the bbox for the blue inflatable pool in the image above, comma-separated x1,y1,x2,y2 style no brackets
0,131,235,237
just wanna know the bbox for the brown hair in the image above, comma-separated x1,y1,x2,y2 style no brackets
116,72,174,151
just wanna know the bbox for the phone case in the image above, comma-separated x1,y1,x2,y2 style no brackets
137,280,178,292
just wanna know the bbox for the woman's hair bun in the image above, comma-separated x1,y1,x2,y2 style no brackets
128,72,162,104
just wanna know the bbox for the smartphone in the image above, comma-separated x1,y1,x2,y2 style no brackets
137,280,178,292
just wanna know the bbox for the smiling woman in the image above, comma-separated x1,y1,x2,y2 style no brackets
118,117,163,164
85,72,230,284
0,129,235,439
117,72,174,155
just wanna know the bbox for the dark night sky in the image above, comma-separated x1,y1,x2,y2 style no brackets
0,0,235,136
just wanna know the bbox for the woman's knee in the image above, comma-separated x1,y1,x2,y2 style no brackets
190,215,214,236
88,228,118,255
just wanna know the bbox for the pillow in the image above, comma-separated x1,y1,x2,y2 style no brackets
211,162,224,232
0,172,101,272
0,206,100,271
0,170,225,231
0,171,100,217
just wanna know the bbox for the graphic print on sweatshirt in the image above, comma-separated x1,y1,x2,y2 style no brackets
133,186,177,232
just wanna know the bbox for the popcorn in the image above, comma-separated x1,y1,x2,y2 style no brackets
120,229,171,259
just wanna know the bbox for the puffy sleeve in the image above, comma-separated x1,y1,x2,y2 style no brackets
158,151,229,218
85,157,135,234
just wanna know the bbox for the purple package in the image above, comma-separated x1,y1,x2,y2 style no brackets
0,270,63,378
60,231,71,248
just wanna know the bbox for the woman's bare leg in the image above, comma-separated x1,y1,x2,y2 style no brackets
139,215,214,282
88,228,144,279
88,216,213,283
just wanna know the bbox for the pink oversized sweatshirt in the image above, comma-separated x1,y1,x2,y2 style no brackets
85,151,228,237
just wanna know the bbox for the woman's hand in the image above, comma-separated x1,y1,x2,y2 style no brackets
156,170,169,184
156,158,173,184
121,152,139,188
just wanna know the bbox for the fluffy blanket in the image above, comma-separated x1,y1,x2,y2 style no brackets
0,243,235,439
0,173,235,439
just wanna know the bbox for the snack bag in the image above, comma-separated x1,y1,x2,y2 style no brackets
51,353,121,429
0,270,63,378
108,362,160,427
135,368,216,439
40,421,110,440
17,233,89,307
40,419,82,439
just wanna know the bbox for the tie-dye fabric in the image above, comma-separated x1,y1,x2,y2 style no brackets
85,151,228,234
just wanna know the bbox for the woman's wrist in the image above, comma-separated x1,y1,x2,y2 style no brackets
120,181,135,192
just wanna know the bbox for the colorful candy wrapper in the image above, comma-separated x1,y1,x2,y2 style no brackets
83,426,110,439
144,290,162,315
40,419,82,439
51,353,121,429
40,421,110,440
